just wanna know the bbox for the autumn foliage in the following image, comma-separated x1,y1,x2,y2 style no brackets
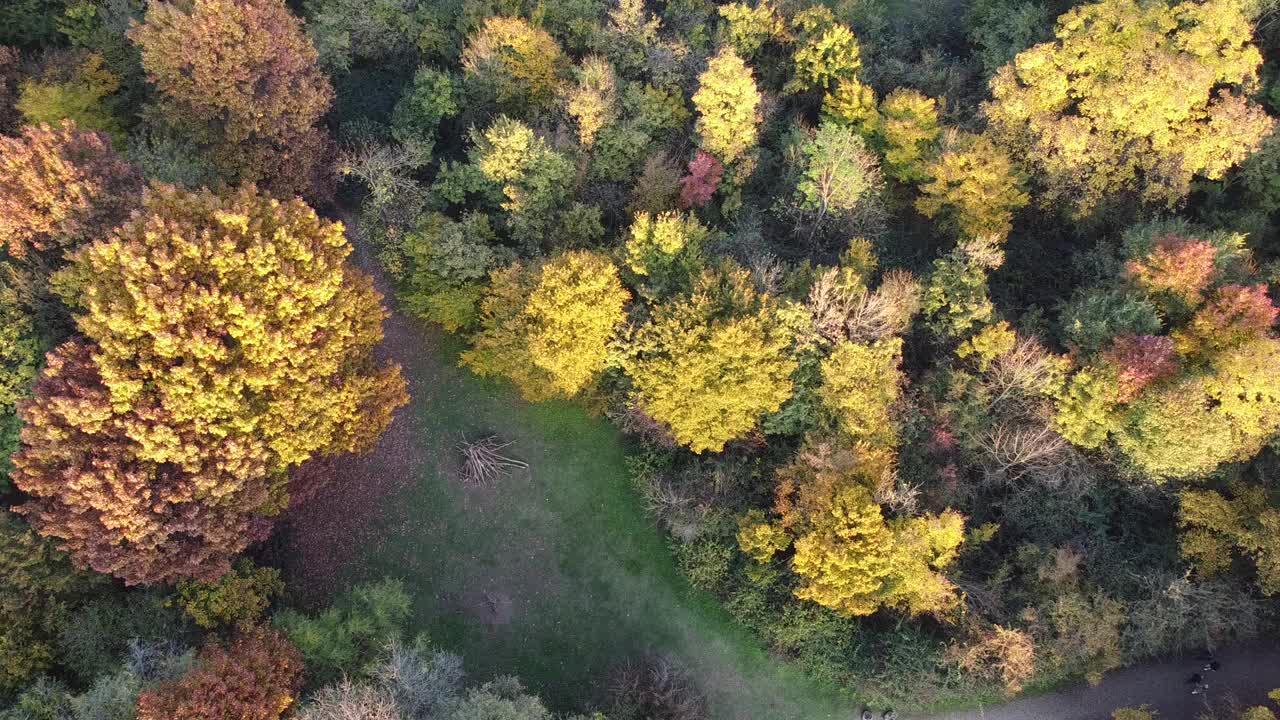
136,628,303,720
13,184,407,584
985,0,1273,215
0,121,140,261
627,264,796,453
130,0,334,198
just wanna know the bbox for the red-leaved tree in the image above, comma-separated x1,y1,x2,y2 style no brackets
1102,334,1178,401
679,151,724,208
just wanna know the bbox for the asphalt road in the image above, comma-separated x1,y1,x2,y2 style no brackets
921,644,1280,720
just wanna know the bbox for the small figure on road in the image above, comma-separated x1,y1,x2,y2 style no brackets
1203,660,1221,672
1186,672,1204,684
1190,682,1210,696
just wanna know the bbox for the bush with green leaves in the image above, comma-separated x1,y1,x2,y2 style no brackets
274,579,412,685
401,212,504,331
392,66,458,157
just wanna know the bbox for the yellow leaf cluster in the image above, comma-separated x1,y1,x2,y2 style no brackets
984,0,1273,214
628,265,795,453
879,88,940,183
1180,482,1280,595
818,338,903,449
917,133,1029,239
463,251,629,401
692,47,762,165
462,16,564,110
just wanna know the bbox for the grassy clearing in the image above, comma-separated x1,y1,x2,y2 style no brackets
316,327,862,719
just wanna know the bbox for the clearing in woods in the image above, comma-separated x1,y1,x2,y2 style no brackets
276,221,863,720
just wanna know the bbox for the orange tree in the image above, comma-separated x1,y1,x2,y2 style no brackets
130,0,333,199
136,628,302,720
13,184,407,584
0,121,139,262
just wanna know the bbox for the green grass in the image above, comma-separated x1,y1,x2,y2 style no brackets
329,332,863,719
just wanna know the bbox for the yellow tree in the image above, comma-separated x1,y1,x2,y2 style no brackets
692,47,761,165
564,55,617,147
822,79,880,138
984,0,1273,216
1180,482,1280,595
462,16,564,113
13,184,407,584
917,133,1029,239
819,338,903,448
627,264,796,453
717,0,787,58
879,88,940,183
786,9,862,94
462,251,630,401
741,439,966,616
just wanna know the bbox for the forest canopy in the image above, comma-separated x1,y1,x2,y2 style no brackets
2,0,1280,715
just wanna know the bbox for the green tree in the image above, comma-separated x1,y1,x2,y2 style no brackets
469,116,574,247
275,580,411,686
922,236,1003,340
627,264,797,453
623,210,706,299
402,212,502,332
0,281,39,492
790,123,883,230
0,511,98,693
391,66,457,158
17,52,124,142
449,678,553,720
174,559,284,631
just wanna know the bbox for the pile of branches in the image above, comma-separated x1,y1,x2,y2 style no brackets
457,436,527,486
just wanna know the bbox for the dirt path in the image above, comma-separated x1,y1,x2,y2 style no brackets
925,644,1279,720
277,215,1279,720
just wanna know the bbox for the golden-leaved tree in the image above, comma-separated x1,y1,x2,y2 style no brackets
462,250,630,401
13,184,407,584
627,263,796,453
917,132,1029,239
462,15,564,113
131,0,334,199
1179,482,1280,596
692,47,762,165
739,440,966,616
984,0,1274,216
